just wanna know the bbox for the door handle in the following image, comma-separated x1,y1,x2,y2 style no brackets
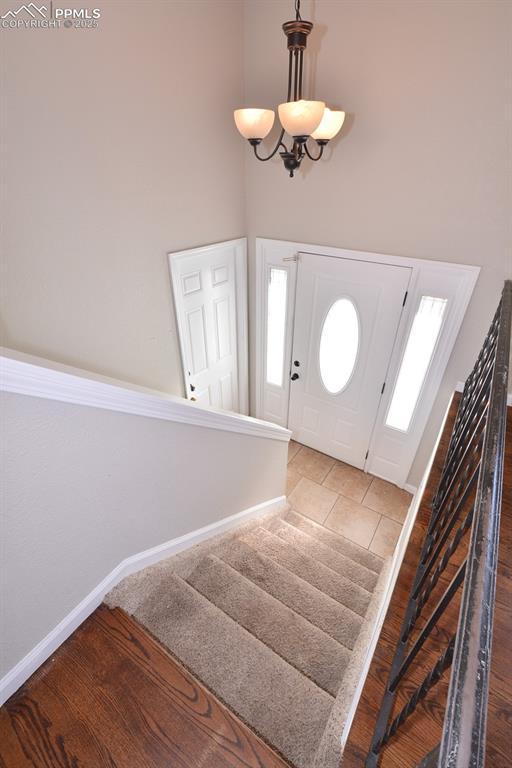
291,373,300,381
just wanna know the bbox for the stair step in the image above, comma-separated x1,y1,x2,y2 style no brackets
241,527,372,617
219,538,363,648
221,540,362,649
186,555,350,695
268,520,378,592
284,510,384,574
132,573,332,768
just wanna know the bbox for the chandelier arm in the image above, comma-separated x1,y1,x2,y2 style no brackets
252,130,288,161
304,142,325,161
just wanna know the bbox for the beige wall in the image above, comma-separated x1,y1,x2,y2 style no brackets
243,0,512,485
0,0,245,393
1,389,287,676
1,0,510,487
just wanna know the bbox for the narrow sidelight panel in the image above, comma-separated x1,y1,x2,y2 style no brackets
386,296,447,432
266,268,288,387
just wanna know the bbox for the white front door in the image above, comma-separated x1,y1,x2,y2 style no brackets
171,243,241,411
288,253,411,468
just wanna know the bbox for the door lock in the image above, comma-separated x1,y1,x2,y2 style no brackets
291,373,300,381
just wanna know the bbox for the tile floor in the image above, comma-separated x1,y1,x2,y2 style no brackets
287,441,413,558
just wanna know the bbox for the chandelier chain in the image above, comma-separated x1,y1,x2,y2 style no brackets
295,0,301,22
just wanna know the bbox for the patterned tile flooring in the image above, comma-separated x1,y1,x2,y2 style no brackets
287,441,413,558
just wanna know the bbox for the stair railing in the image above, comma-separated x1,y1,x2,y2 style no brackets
365,280,511,768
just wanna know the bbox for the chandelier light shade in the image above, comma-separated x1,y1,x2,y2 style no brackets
311,108,346,141
278,100,325,138
234,0,345,177
234,108,275,140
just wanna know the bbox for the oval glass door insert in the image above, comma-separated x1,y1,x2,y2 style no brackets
319,298,359,394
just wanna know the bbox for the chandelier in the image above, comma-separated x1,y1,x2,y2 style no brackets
234,0,345,178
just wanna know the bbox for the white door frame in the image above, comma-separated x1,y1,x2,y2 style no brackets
168,238,249,415
255,237,479,487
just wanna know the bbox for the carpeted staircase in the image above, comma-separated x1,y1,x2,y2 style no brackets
107,506,390,768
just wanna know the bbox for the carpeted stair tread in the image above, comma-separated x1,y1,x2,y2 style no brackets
186,554,350,695
240,527,372,616
284,510,384,575
129,572,332,768
268,520,378,592
219,538,363,647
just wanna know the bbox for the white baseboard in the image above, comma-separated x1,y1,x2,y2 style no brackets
403,483,418,495
0,494,286,706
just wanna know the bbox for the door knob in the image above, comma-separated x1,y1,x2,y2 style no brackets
291,373,300,381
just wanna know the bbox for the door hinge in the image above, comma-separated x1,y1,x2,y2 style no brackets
402,290,408,307
381,382,386,394
365,449,369,460
283,253,299,262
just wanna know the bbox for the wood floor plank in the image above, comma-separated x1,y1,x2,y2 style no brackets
59,612,239,768
94,607,289,768
8,678,119,768
0,606,289,768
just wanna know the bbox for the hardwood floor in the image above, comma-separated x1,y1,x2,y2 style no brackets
342,397,512,768
0,605,288,768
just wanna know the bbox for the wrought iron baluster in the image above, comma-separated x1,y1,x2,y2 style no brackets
419,465,479,590
404,507,474,641
426,446,481,559
364,281,511,768
432,310,499,508
429,423,485,534
430,391,490,517
391,561,466,691
373,637,456,754
416,745,441,768
439,281,511,768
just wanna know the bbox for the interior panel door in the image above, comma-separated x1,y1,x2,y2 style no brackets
288,253,411,468
173,245,239,411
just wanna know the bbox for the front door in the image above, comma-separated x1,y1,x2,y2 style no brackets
171,244,240,411
288,253,411,468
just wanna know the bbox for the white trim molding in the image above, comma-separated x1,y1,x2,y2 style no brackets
0,494,287,705
0,348,291,442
